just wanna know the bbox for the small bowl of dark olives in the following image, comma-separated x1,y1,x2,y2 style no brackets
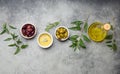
20,23,37,39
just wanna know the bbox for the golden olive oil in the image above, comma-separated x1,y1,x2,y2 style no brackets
88,22,107,42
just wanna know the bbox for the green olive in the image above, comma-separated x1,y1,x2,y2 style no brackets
57,29,60,32
64,32,68,38
57,35,61,39
56,31,59,35
62,28,66,32
65,29,67,32
59,30,64,34
60,34,64,38
59,28,62,31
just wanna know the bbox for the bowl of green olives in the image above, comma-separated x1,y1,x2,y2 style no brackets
55,26,69,41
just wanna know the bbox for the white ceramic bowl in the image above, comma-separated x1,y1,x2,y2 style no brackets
20,23,37,39
37,32,53,48
55,26,69,41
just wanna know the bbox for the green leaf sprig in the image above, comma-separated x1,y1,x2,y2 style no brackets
45,21,60,32
69,21,83,30
105,23,117,51
69,19,91,51
0,23,28,55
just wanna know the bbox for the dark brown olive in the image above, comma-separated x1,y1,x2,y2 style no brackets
31,31,35,35
27,28,32,32
22,25,27,29
22,29,26,33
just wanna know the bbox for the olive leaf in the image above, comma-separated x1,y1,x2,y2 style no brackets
107,45,112,47
69,27,81,31
45,21,60,32
69,21,83,31
10,33,18,40
112,43,117,51
53,22,60,26
0,23,9,34
79,39,86,49
106,41,112,43
4,38,12,41
69,35,79,41
84,21,88,33
69,35,80,51
82,34,90,42
105,34,113,40
73,47,77,51
9,25,17,29
110,25,113,30
5,28,10,34
0,30,6,35
14,47,20,55
17,39,22,44
3,23,7,29
69,40,80,51
69,41,77,48
8,43,17,47
107,43,117,51
71,21,83,26
3,23,9,34
70,43,77,51
21,44,28,49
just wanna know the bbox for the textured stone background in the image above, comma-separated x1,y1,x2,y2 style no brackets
0,0,120,74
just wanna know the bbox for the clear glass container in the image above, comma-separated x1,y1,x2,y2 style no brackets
88,22,107,42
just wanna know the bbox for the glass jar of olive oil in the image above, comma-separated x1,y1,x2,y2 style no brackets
88,22,107,42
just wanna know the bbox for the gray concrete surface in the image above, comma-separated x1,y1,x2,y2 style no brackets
0,0,120,74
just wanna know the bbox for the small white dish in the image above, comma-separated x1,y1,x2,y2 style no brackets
20,23,37,39
37,32,53,48
55,26,69,41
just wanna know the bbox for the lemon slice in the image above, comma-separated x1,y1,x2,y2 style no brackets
88,22,107,42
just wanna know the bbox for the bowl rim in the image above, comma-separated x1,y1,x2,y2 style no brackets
55,26,69,41
20,23,37,39
37,32,53,48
